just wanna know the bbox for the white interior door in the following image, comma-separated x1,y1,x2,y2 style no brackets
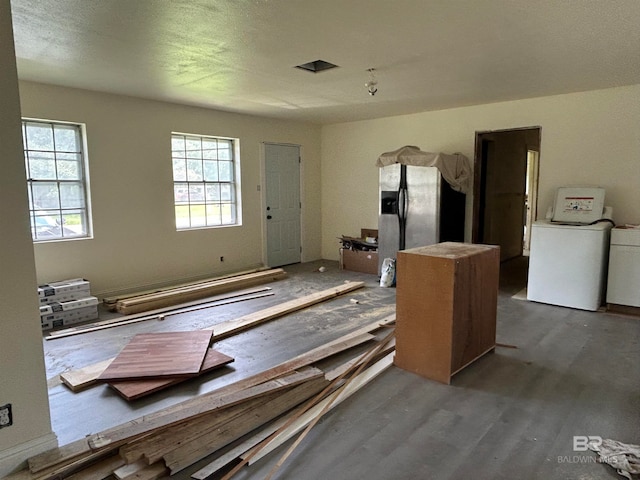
265,143,301,267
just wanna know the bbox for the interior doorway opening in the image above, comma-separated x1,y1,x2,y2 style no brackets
472,127,541,292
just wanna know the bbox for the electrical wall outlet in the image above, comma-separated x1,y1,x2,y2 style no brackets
0,404,12,428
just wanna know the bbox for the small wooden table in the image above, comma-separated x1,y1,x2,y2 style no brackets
395,242,500,384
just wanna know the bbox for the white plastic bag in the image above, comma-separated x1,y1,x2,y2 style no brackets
379,258,396,287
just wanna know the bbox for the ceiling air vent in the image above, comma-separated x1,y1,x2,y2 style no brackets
294,60,339,73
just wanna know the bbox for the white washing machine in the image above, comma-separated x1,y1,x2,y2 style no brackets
527,220,612,311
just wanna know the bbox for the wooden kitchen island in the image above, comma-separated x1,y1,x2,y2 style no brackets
395,242,500,384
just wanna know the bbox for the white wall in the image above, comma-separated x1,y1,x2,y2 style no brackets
320,85,640,260
0,1,56,475
19,82,323,298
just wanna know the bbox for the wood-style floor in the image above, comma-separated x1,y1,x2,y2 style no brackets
42,258,640,480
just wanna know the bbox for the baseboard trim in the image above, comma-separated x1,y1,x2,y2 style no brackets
0,431,58,477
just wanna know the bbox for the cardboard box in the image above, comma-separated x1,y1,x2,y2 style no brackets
38,278,91,304
40,305,99,331
39,296,99,315
340,248,379,275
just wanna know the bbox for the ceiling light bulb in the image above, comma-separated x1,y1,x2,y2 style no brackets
365,68,378,96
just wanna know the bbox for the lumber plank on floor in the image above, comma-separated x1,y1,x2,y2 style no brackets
66,454,125,480
119,394,272,465
97,331,213,381
244,352,395,466
189,419,282,480
60,282,367,391
140,314,393,426
203,281,366,338
107,349,234,401
187,348,397,480
102,267,265,307
116,270,283,306
112,459,147,480
141,329,377,426
27,437,92,474
142,378,327,467
116,269,286,314
87,368,326,450
163,377,330,474
117,369,322,464
119,462,167,480
60,359,114,392
46,288,273,340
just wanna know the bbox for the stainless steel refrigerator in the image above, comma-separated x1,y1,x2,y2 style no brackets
378,164,466,273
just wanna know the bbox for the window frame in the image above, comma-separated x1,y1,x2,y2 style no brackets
22,118,93,243
171,132,241,230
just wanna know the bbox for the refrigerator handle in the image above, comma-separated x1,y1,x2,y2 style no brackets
398,187,407,250
397,164,408,251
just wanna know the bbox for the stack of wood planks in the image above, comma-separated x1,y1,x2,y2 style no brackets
58,281,367,392
46,287,275,340
111,269,287,315
10,317,396,480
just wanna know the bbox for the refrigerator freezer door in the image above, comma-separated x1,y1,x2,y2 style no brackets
379,163,401,270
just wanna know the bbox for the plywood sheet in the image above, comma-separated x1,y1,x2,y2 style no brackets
108,349,234,400
98,331,213,381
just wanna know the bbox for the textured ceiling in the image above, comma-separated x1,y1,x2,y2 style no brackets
10,0,640,125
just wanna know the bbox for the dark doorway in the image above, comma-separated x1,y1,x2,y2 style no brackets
472,127,541,291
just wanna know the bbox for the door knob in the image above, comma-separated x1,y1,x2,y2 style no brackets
267,215,272,219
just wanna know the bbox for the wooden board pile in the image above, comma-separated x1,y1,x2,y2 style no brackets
109,269,287,315
46,287,275,340
94,331,235,401
58,281,367,392
10,317,395,480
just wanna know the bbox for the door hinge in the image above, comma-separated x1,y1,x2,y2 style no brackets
299,157,301,163
300,246,302,253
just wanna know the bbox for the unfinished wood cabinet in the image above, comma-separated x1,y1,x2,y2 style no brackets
395,242,500,384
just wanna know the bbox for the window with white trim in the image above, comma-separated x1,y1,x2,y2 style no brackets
22,120,91,242
171,133,239,229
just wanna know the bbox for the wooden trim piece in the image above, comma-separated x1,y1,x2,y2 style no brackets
60,282,367,391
